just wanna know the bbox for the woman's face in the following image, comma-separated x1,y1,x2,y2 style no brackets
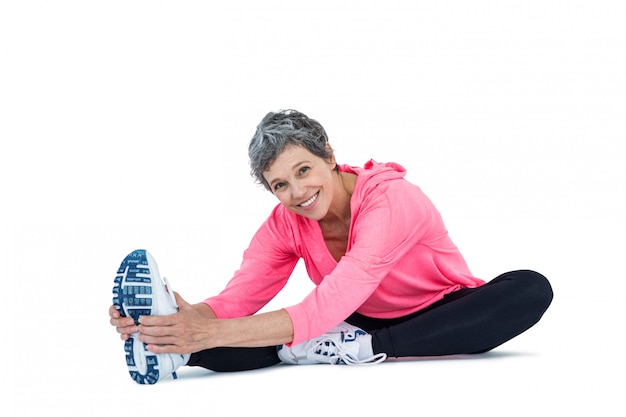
263,144,337,221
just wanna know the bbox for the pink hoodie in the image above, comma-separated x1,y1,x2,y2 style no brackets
203,160,484,345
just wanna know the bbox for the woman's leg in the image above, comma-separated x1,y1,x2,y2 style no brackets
186,346,281,372
347,270,553,358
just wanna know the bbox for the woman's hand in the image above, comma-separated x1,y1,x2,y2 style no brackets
109,304,138,341
135,292,215,355
110,292,294,352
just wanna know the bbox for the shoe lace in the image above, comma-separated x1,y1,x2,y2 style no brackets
306,337,387,365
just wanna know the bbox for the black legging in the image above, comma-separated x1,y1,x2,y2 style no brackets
187,270,553,371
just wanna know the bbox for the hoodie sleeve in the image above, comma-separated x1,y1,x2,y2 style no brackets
202,205,301,318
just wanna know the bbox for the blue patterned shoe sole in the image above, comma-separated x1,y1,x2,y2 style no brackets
112,249,161,384
124,337,161,385
112,249,155,324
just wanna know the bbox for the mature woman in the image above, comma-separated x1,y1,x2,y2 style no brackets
110,109,553,384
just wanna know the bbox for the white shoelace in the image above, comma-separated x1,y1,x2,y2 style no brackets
307,337,387,365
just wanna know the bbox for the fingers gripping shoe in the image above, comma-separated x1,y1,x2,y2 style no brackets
277,322,387,365
112,249,190,384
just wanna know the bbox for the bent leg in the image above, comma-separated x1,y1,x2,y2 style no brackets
186,346,281,372
351,270,553,358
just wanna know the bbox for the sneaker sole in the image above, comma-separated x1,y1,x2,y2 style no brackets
112,249,156,323
112,249,163,385
124,336,161,384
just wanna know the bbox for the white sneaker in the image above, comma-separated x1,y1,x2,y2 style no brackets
277,322,387,365
112,249,190,384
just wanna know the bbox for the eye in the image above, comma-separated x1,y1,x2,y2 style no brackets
298,166,310,175
274,182,286,192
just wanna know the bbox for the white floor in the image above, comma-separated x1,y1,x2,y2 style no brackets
2,2,624,416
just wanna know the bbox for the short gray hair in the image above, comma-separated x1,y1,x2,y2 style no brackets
248,110,334,190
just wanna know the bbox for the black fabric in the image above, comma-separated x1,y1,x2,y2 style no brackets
346,270,553,357
187,346,281,372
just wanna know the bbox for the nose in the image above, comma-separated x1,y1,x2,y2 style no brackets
290,181,307,200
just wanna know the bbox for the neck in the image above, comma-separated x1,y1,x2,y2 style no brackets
320,171,355,226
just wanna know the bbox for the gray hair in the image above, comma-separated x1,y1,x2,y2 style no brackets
248,110,335,190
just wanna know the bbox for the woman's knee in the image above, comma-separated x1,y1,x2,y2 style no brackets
510,270,554,313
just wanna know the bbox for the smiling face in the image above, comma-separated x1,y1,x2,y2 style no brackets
263,144,339,221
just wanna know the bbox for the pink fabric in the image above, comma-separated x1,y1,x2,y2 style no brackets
203,160,485,345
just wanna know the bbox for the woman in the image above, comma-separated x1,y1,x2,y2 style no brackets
109,109,553,384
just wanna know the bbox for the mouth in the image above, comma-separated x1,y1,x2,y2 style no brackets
298,191,319,208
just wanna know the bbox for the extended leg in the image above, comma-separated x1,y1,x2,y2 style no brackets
186,346,281,372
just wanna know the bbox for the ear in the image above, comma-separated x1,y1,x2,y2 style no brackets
325,142,336,165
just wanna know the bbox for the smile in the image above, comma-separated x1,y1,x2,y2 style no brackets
298,192,319,208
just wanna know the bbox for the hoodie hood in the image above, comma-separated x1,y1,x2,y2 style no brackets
339,160,409,213
339,159,407,184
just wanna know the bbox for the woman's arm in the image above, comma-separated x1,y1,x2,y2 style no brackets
135,293,294,354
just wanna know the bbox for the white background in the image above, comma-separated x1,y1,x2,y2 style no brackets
1,1,624,416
